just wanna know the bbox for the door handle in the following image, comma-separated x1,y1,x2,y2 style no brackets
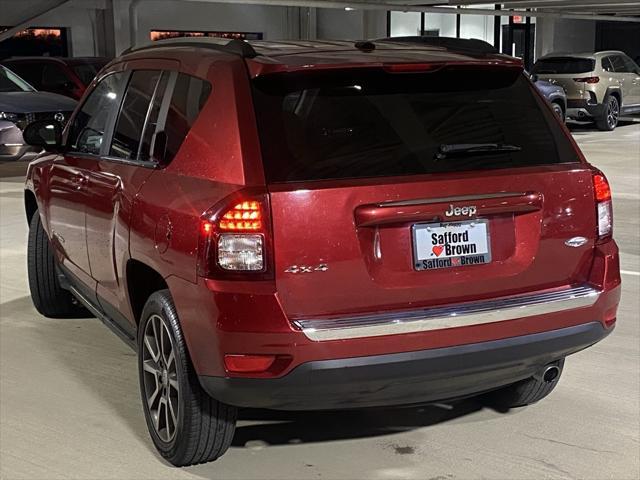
72,174,87,191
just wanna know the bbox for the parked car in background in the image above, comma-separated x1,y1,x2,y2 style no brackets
530,73,567,121
532,51,640,130
381,38,567,122
2,57,109,100
0,65,76,161
23,38,619,466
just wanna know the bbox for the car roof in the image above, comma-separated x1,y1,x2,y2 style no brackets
120,38,520,76
538,50,625,60
3,56,110,65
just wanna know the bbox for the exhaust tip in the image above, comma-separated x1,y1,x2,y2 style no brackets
542,365,560,383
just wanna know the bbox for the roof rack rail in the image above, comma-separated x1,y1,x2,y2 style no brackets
121,38,259,58
376,36,498,55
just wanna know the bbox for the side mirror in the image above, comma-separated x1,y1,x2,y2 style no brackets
23,120,63,151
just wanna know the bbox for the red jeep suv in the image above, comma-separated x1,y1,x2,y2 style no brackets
23,38,620,467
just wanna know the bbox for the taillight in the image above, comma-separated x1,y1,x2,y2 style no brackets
593,172,613,240
198,190,272,279
219,201,263,231
573,76,600,84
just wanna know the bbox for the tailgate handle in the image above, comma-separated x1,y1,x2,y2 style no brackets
355,192,543,227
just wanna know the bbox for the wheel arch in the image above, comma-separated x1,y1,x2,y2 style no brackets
24,189,38,224
551,97,566,113
606,87,622,106
126,259,170,326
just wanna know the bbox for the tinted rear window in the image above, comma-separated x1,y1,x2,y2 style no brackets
110,70,162,160
163,73,212,163
252,68,578,183
532,57,595,74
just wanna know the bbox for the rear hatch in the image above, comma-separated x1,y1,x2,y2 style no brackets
531,56,596,99
252,65,596,319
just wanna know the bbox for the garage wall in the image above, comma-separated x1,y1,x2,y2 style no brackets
535,18,596,57
0,0,101,57
317,9,363,40
117,0,292,52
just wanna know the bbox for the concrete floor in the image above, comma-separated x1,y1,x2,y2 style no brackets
1,122,639,480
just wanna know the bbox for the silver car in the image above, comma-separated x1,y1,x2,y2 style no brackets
0,65,76,161
532,51,640,131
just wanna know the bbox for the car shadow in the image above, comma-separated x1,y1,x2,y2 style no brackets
567,118,639,134
7,294,516,459
231,400,500,449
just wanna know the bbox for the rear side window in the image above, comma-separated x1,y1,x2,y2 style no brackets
110,70,162,160
42,63,70,89
68,72,126,155
139,72,169,161
611,55,629,73
163,73,212,163
72,62,105,86
252,68,579,183
532,57,595,74
602,57,615,72
622,56,639,73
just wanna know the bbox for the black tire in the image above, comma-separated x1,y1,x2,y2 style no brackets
551,101,565,122
27,211,85,318
481,359,565,409
595,95,620,131
138,290,237,467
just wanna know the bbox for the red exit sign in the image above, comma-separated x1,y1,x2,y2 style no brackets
513,15,523,23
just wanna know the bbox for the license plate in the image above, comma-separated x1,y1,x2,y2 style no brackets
412,219,491,271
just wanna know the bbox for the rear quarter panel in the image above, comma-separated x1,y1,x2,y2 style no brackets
129,53,266,286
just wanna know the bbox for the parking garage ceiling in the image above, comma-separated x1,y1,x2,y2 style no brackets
177,0,640,22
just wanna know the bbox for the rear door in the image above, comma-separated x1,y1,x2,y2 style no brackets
252,66,597,319
616,55,640,106
83,69,166,328
47,71,126,300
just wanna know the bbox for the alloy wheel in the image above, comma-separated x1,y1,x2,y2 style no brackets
142,314,180,443
607,97,619,129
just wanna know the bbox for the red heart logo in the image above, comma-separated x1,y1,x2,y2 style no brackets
432,245,444,257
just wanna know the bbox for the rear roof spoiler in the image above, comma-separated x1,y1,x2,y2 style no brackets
376,36,498,55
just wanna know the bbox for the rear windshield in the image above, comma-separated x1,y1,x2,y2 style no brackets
532,57,595,74
252,67,578,183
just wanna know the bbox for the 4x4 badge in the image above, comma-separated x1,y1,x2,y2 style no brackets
285,264,328,274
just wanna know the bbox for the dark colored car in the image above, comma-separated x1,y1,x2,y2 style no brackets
0,65,76,161
2,56,110,100
23,39,620,467
531,73,567,121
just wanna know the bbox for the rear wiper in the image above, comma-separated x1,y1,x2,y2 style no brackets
435,143,521,161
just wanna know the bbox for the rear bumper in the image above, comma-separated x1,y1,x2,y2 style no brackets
567,99,604,119
199,321,611,410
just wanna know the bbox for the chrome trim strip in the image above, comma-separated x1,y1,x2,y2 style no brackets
378,192,526,207
294,285,600,341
